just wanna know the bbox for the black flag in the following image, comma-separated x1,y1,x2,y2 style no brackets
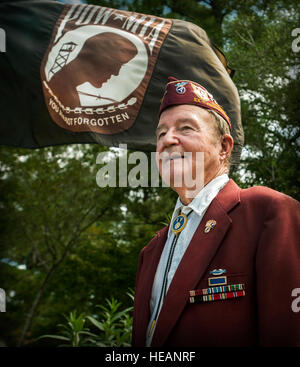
0,1,243,165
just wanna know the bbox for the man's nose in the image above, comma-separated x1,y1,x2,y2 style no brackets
161,128,179,147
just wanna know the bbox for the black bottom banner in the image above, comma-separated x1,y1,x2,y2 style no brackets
1,346,299,365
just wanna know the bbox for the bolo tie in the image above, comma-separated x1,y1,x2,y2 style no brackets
148,209,193,338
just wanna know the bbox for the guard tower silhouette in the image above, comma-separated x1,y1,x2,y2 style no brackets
49,41,77,78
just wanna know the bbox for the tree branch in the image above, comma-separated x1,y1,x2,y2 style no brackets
17,203,110,346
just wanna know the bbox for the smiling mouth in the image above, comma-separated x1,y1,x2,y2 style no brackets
162,152,184,163
170,156,183,161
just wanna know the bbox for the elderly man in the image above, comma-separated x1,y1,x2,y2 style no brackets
132,77,300,347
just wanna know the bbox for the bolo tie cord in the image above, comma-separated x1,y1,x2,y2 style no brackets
148,209,193,337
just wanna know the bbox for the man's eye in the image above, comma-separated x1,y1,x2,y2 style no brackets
157,131,166,139
181,125,192,131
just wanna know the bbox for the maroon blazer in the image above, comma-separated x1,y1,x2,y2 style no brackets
132,180,300,347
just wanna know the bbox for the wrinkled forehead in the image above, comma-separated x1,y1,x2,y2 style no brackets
156,117,194,135
157,104,213,129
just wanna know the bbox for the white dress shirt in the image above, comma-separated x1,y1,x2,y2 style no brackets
146,174,229,346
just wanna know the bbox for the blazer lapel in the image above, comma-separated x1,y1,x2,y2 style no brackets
132,226,168,346
151,179,241,346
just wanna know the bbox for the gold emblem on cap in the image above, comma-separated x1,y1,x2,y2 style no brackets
191,83,211,102
204,219,216,233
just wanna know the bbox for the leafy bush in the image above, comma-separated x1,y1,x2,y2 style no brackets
38,291,133,347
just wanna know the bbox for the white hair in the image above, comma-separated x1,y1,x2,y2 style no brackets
207,109,233,171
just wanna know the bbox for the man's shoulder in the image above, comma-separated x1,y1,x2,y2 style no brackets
218,179,299,211
231,182,300,214
240,184,298,203
216,180,300,226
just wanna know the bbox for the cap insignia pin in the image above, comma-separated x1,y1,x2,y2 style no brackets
175,85,186,94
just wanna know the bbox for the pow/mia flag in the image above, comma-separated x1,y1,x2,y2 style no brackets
0,1,243,165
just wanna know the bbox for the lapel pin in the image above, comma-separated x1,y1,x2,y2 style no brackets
204,219,216,233
209,269,226,276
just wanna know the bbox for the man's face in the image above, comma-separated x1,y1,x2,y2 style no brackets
156,104,221,193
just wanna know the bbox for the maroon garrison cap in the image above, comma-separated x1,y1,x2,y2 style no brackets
159,76,231,129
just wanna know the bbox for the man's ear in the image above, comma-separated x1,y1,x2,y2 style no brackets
219,134,234,162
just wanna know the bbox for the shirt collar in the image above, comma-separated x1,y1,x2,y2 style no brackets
168,174,229,235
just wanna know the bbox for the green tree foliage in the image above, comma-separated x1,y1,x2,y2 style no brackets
0,145,174,346
223,0,300,197
0,145,136,345
0,0,299,347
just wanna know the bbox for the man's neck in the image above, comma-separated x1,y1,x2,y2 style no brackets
176,168,228,205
